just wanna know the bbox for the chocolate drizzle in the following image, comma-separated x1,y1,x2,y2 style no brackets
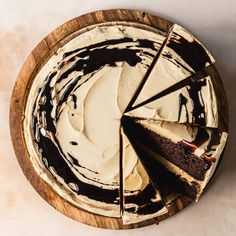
168,31,212,72
71,94,77,109
178,93,189,122
180,127,212,170
162,51,193,74
190,127,210,147
125,183,165,215
177,79,208,126
69,141,78,145
187,79,207,126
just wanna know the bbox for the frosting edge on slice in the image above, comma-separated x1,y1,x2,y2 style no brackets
125,75,218,128
121,128,167,225
121,116,227,200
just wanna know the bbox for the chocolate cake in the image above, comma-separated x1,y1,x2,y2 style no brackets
23,22,228,225
121,117,227,199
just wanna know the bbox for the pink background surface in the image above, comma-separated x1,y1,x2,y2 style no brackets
0,1,235,235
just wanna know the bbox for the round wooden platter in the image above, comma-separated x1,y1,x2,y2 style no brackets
9,9,228,229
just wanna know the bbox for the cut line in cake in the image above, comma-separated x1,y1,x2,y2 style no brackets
125,73,218,128
122,127,190,207
120,128,168,224
125,24,215,113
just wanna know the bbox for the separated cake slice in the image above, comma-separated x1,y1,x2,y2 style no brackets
121,128,168,224
129,24,215,109
122,136,191,206
121,116,227,199
126,76,218,127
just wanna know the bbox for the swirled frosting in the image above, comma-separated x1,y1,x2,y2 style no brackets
24,25,166,217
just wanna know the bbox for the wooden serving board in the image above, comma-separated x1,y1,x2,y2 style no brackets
9,9,228,229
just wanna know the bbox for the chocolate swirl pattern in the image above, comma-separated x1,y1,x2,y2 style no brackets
23,23,227,224
24,25,166,217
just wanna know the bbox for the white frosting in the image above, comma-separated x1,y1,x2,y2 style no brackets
56,66,121,187
24,24,165,217
126,76,218,127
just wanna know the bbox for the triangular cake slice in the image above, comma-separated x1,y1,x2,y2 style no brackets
116,32,167,113
122,132,189,206
126,76,218,127
131,24,215,109
121,129,168,224
121,116,227,200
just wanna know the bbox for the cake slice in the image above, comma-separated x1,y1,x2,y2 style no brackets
126,76,218,127
122,133,187,206
121,129,168,224
130,24,215,109
121,116,227,199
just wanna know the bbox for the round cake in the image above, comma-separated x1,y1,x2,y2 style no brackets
23,23,228,225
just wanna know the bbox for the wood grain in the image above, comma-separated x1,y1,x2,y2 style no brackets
9,9,228,229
